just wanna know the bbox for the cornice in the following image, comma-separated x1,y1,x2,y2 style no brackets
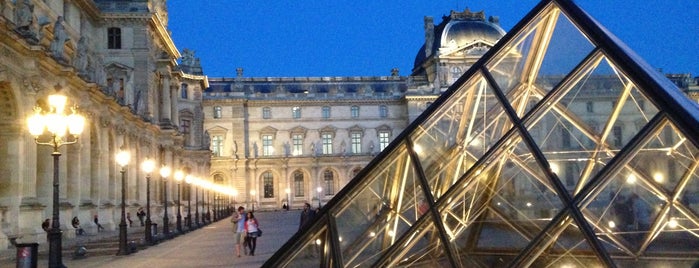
73,0,101,21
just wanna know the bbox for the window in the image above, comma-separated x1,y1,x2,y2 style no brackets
262,134,274,156
292,106,301,119
323,170,334,195
451,66,462,83
586,101,594,113
211,135,223,157
293,170,304,197
263,171,274,198
612,126,623,147
351,132,362,154
292,134,303,156
181,84,188,99
180,119,190,134
262,107,271,119
213,106,222,119
351,106,359,118
107,27,121,49
322,133,333,155
379,105,388,118
379,131,390,151
322,106,331,119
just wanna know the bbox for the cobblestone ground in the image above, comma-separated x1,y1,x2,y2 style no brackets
0,210,301,267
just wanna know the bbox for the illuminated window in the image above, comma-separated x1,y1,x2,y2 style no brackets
293,171,304,197
379,131,390,151
323,170,334,195
292,134,303,156
263,171,274,198
322,133,333,155
213,106,222,119
262,134,274,156
351,132,362,154
211,135,223,157
107,27,121,49
292,106,301,119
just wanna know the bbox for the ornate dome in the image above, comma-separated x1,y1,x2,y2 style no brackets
413,9,506,70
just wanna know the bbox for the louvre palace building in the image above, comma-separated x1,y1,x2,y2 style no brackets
1,1,699,266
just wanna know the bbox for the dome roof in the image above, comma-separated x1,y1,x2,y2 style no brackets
413,9,506,70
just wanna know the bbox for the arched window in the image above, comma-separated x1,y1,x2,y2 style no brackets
263,171,274,198
293,170,304,197
323,170,334,196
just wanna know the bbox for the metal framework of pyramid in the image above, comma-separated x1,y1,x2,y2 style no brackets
265,0,699,267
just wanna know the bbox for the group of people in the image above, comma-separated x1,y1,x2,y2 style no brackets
611,192,651,232
232,206,261,257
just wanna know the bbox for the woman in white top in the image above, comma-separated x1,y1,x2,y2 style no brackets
244,212,260,256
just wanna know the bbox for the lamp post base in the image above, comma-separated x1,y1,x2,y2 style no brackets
116,222,130,255
145,219,153,244
47,228,65,268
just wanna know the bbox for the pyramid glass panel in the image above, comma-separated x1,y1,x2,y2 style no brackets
412,72,512,201
266,1,699,266
283,226,329,268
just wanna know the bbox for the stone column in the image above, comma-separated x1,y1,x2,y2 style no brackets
160,74,171,126
170,84,179,128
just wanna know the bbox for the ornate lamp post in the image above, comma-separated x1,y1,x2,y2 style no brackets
27,93,85,268
184,175,193,230
159,166,171,236
193,177,200,227
250,190,256,212
115,150,131,256
174,170,184,233
285,188,291,210
317,186,322,208
141,159,155,244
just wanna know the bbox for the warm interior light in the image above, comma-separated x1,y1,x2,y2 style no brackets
48,94,67,114
174,170,185,181
550,163,559,174
626,174,636,184
413,144,423,154
668,217,678,228
315,239,321,245
141,159,155,173
653,172,664,183
160,166,171,178
608,220,616,228
115,150,131,167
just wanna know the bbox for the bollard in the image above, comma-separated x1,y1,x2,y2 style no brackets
15,243,38,268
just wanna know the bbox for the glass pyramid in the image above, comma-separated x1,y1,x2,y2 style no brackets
265,0,699,267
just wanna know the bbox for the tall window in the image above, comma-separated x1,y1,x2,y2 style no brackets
262,107,271,119
107,27,121,49
379,105,388,118
322,106,331,119
213,106,222,119
263,171,274,198
351,132,362,154
211,135,223,157
323,170,334,195
322,133,333,155
379,131,390,151
292,106,301,119
181,84,188,99
612,126,623,147
292,134,303,156
351,106,359,118
293,170,304,197
262,135,274,156
180,119,190,134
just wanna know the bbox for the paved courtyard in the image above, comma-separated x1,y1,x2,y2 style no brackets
1,210,300,267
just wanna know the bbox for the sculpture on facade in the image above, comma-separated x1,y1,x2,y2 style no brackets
74,36,89,75
15,0,34,33
181,48,195,66
50,16,69,62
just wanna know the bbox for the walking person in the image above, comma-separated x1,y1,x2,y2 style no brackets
245,212,260,256
232,206,247,257
299,202,316,230
137,207,146,226
93,214,105,231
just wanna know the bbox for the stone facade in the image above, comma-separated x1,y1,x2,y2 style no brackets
0,0,209,250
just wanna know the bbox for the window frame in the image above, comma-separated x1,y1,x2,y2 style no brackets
213,106,222,119
107,27,122,49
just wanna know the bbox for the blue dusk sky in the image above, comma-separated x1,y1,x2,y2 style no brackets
167,1,698,78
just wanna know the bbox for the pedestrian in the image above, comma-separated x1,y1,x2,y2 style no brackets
126,212,134,227
299,202,316,230
41,218,50,232
232,206,247,257
72,216,85,235
137,207,146,226
94,214,105,231
245,212,260,256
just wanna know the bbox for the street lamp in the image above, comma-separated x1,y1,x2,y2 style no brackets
250,190,256,212
317,186,322,208
27,93,85,268
193,177,200,227
285,188,291,210
115,150,131,256
184,175,193,230
159,166,171,236
141,159,155,245
174,170,184,233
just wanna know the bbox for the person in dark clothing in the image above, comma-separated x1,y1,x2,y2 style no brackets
41,218,50,232
94,215,105,231
299,202,316,230
72,216,85,235
137,207,146,226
